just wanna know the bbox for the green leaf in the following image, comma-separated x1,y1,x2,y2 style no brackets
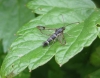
0,40,4,66
27,0,96,14
14,69,30,78
90,46,100,66
0,0,34,52
88,9,100,38
97,22,100,38
0,70,1,78
1,0,99,77
0,40,3,55
88,69,100,78
98,27,100,38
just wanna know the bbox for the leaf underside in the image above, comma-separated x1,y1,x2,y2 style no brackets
1,0,100,77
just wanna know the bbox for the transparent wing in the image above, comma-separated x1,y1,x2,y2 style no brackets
37,26,56,36
57,32,66,45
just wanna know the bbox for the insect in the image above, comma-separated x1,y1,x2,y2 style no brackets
37,15,79,47
37,22,79,47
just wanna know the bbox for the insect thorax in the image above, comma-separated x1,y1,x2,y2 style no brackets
55,27,65,35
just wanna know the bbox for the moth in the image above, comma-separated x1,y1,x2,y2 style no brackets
37,22,79,47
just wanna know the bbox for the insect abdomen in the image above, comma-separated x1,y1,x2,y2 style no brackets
43,41,49,47
43,34,57,47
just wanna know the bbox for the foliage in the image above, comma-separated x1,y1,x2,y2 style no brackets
0,0,100,78
0,0,34,78
0,0,34,52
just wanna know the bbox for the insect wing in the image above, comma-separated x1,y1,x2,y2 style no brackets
37,26,55,36
37,26,45,30
57,32,66,45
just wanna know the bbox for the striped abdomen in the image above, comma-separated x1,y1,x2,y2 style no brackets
43,34,57,47
43,27,65,47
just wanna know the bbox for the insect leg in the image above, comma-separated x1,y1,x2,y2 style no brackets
37,26,56,30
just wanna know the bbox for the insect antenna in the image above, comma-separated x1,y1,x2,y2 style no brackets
61,14,79,27
66,22,80,27
60,14,79,36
